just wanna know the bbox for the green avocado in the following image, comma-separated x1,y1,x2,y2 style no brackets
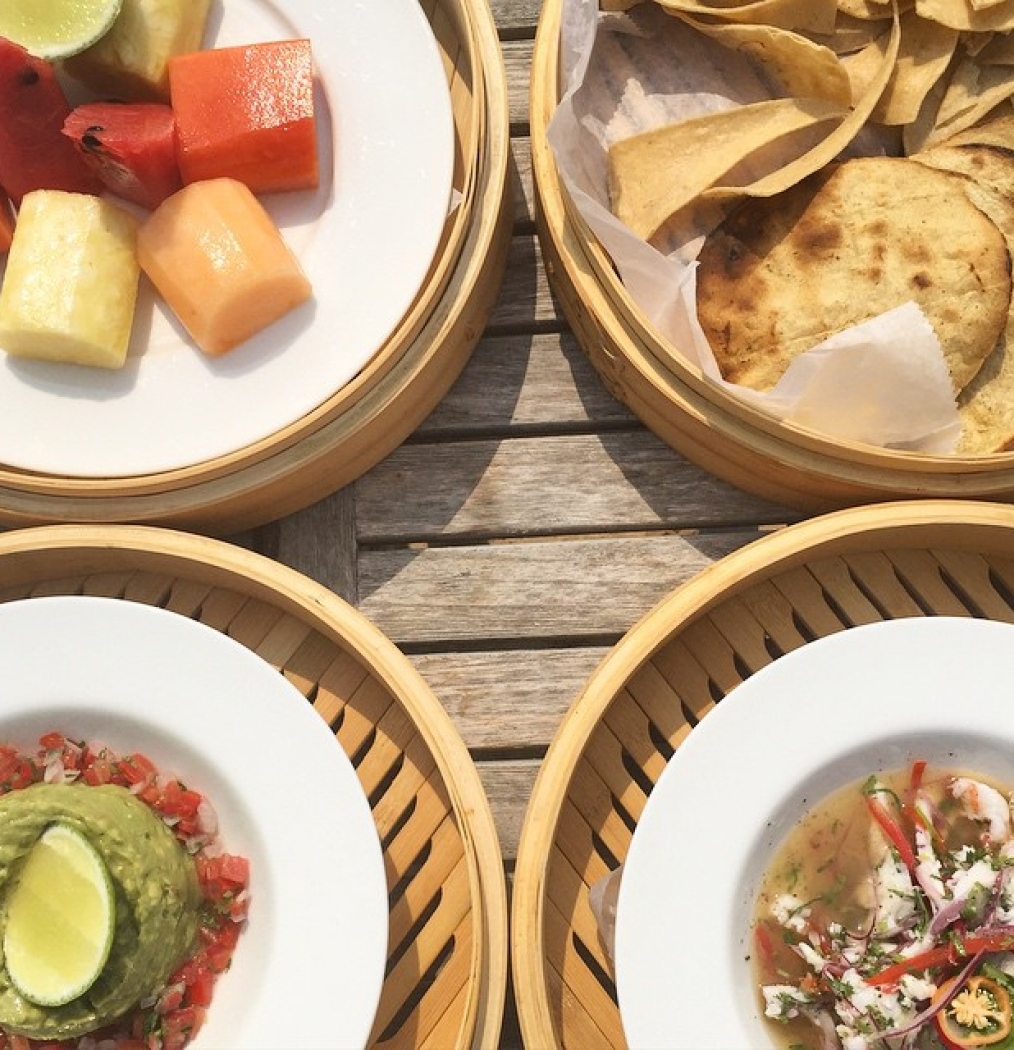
0,782,200,1039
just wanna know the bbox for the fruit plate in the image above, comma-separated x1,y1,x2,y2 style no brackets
0,594,390,1049
0,0,455,478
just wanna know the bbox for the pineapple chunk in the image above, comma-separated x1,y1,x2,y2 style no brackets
0,190,140,370
64,0,212,101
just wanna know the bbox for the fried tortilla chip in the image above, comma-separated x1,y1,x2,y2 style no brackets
927,56,1014,144
673,17,852,104
869,9,958,124
699,4,902,202
695,156,1012,395
838,0,908,18
824,13,895,52
941,99,1014,145
607,97,846,240
916,0,1014,32
654,0,839,34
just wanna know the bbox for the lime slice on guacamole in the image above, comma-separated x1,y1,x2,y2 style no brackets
0,0,123,61
3,823,116,1006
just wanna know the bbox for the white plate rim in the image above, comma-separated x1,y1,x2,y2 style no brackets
0,0,455,478
0,594,389,1049
614,616,1014,1050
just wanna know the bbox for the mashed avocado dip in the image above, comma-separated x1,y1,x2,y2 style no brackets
0,782,201,1039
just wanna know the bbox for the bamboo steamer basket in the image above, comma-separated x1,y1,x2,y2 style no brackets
513,498,1014,1049
530,0,1014,512
0,0,512,534
0,523,507,1050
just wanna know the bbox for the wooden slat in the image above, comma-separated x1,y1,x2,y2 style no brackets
358,532,759,646
409,647,607,751
356,433,790,543
417,331,634,435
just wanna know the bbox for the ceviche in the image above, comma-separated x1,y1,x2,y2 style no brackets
0,731,249,1050
754,761,1014,1050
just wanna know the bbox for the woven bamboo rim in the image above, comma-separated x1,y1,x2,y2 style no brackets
530,0,1014,511
0,0,512,533
513,498,1014,1048
0,524,507,1050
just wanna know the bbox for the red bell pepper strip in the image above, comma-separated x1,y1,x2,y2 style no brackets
869,932,1014,986
867,794,918,873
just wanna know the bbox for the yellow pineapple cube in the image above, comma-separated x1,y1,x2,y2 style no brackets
0,190,140,370
65,0,213,101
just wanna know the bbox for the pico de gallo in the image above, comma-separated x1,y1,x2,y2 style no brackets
754,760,1014,1049
0,731,249,1050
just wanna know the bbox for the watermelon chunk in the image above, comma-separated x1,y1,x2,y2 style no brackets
0,37,102,205
64,102,182,211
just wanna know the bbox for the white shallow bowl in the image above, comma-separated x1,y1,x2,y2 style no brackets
614,616,1014,1050
0,595,389,1050
0,0,455,477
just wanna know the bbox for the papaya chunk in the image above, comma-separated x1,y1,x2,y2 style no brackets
137,177,312,356
169,39,318,194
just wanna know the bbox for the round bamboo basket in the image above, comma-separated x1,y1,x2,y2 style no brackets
513,498,1014,1049
530,0,1014,512
0,0,512,534
0,524,508,1050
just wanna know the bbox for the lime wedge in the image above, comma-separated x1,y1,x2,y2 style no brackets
0,0,124,61
3,823,115,1007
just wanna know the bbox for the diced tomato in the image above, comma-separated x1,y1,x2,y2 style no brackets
118,751,157,786
63,102,182,211
169,39,318,193
38,731,64,751
186,971,216,1008
0,39,102,204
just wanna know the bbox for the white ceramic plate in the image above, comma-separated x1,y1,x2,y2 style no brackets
0,595,389,1049
0,0,454,477
614,616,1014,1050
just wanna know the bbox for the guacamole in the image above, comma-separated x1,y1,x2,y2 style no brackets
0,782,201,1040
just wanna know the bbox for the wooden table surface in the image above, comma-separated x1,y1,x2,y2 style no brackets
238,2,800,1043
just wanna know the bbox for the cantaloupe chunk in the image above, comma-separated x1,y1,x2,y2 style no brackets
0,190,140,369
137,177,312,356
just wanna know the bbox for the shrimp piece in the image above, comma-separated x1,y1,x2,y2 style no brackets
951,777,1013,844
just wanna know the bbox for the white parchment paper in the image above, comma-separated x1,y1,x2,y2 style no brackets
547,0,963,452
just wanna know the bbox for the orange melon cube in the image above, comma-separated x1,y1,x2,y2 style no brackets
137,177,312,356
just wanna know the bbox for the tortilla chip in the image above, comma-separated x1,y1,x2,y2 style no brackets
607,97,847,240
674,16,853,104
970,0,1011,10
825,13,896,52
976,31,1014,63
941,99,1014,145
927,55,1014,145
872,8,959,124
916,0,1014,32
700,3,902,201
902,57,952,151
654,0,839,35
838,0,906,18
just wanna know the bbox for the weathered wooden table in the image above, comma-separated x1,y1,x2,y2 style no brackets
236,2,798,1043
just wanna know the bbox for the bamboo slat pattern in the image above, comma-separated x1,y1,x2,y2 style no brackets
513,500,1014,1049
0,525,508,1050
